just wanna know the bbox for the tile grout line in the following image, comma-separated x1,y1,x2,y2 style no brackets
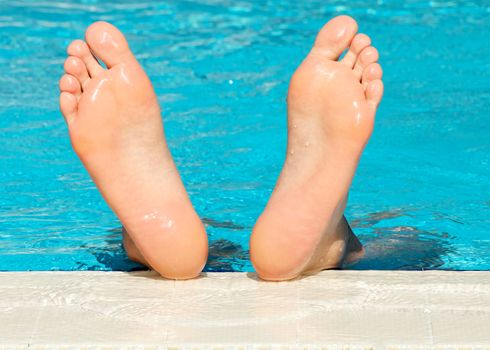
163,278,176,344
26,302,43,348
295,280,300,347
424,289,435,346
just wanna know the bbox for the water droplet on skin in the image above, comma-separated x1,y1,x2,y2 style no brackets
293,124,297,129
119,66,130,84
90,78,109,102
142,210,174,230
289,150,294,155
305,142,310,147
164,219,174,230
143,210,159,221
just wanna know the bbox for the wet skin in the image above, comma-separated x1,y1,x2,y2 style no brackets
250,15,383,280
59,22,208,280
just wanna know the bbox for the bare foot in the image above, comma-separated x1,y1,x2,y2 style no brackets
250,16,383,281
58,22,208,279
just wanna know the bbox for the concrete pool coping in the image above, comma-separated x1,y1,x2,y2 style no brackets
0,270,489,349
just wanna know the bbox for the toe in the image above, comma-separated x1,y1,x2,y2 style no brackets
365,79,384,110
59,74,82,98
340,33,371,68
361,63,383,90
85,21,134,68
353,46,379,80
67,39,104,78
59,92,78,125
64,56,90,89
312,15,358,60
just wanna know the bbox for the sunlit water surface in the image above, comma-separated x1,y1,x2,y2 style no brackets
0,1,489,271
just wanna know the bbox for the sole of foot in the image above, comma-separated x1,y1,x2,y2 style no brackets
59,22,208,280
250,15,383,281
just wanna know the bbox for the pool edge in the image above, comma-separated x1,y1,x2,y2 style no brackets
1,270,489,348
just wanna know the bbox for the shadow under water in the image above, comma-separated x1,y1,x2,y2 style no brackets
78,227,146,272
351,210,455,270
84,218,251,272
83,210,455,272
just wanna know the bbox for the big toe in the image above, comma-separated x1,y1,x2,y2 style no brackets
312,15,358,60
85,21,134,68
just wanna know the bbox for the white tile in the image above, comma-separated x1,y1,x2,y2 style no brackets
0,306,39,345
165,322,298,344
430,309,490,346
29,306,165,345
297,307,432,346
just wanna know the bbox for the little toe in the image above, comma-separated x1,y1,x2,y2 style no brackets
67,39,104,78
340,33,371,68
64,56,90,89
365,79,384,110
361,63,382,90
59,92,78,124
85,21,135,68
353,46,379,80
312,15,358,60
59,74,82,98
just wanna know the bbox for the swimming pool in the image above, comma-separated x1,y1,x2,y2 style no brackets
0,1,488,272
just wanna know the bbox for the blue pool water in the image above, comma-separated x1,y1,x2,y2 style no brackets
0,1,489,272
